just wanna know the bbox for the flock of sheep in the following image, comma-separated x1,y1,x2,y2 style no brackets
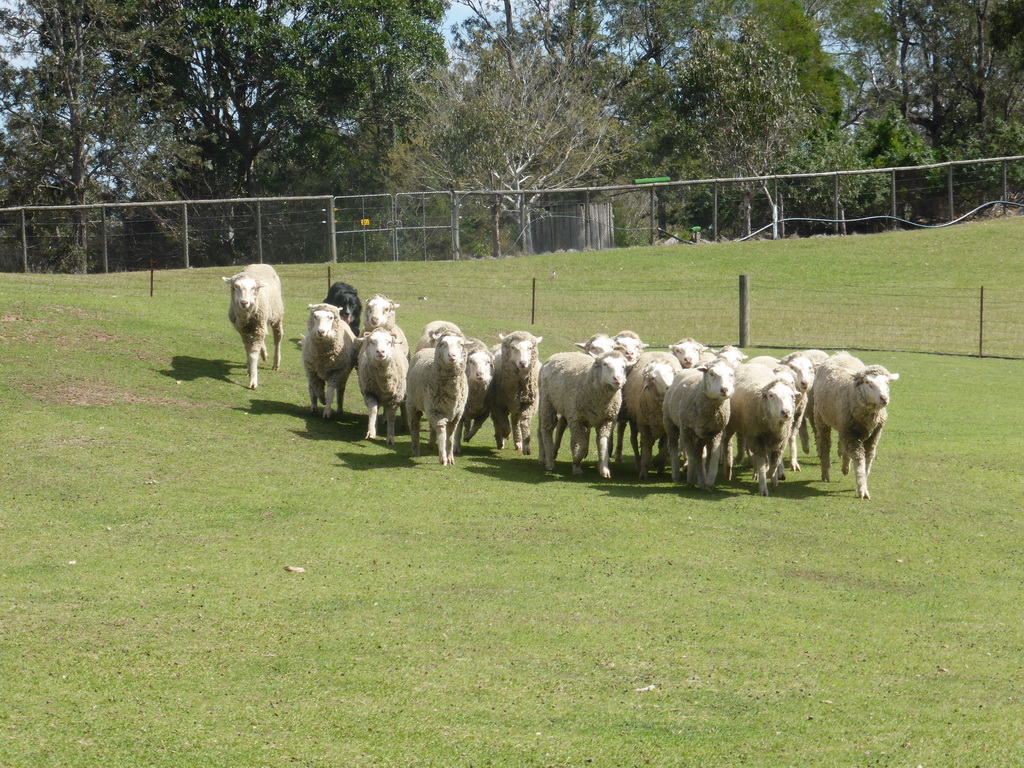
223,264,900,499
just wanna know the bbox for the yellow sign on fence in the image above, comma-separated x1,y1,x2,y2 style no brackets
360,218,371,227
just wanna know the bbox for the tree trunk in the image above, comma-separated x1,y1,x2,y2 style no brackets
491,195,502,258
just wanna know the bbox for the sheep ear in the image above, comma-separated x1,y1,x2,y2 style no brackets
587,348,602,359
392,302,401,309
641,342,650,349
535,336,543,344
698,344,708,352
308,304,315,310
889,372,900,381
222,276,233,284
499,333,507,341
574,342,587,350
697,365,708,372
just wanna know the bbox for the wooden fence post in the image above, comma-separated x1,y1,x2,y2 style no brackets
739,274,750,348
20,209,28,273
979,286,985,358
181,202,189,268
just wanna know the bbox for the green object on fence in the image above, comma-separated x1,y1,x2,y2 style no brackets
690,226,702,233
635,176,671,184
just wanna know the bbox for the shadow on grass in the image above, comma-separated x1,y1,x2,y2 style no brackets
163,355,241,384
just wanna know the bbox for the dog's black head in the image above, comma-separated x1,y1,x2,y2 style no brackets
324,281,362,335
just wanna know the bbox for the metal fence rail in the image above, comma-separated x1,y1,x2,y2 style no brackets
2,155,1024,272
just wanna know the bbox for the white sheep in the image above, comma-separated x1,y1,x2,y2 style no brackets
575,333,617,356
357,327,409,444
414,320,463,353
301,303,356,419
610,330,649,462
786,349,831,453
537,350,628,478
363,294,409,358
222,263,283,389
811,352,899,500
715,345,748,368
406,332,469,466
749,353,816,472
621,351,684,478
490,331,544,455
455,338,495,455
723,363,797,496
662,358,736,491
670,338,709,369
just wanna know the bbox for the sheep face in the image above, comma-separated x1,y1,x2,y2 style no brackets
597,352,628,390
364,295,398,328
224,275,265,313
717,345,748,368
308,306,340,339
435,334,467,367
784,355,815,393
701,361,735,401
856,368,899,407
671,338,707,368
506,337,539,370
762,380,796,426
644,361,677,398
576,334,616,356
467,349,494,385
613,332,648,367
365,329,397,361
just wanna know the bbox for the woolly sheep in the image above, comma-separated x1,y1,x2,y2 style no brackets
662,358,736,491
621,351,684,478
301,303,356,419
723,363,797,496
490,331,544,455
785,349,831,453
357,327,409,444
610,330,649,461
406,332,469,466
455,338,495,455
715,345,748,368
537,350,628,478
749,353,816,472
575,333,617,356
414,321,464,353
363,294,409,358
222,264,283,390
811,352,899,500
670,338,709,369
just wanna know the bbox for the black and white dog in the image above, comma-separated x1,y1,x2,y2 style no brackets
323,281,362,336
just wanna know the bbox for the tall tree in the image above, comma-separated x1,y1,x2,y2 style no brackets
140,0,447,198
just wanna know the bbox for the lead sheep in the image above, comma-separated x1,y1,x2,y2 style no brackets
222,263,284,389
537,350,628,478
621,351,684,478
662,358,736,491
610,330,649,462
363,294,409,358
406,332,469,466
811,352,899,500
301,303,356,419
723,363,797,496
670,338,709,369
357,327,409,443
455,338,495,455
490,331,543,455
749,353,817,472
415,321,464,353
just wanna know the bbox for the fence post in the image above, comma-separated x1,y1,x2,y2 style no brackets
20,209,28,273
326,195,338,264
947,165,954,221
890,170,897,229
713,183,719,242
1002,162,1008,216
255,200,264,263
583,190,591,250
979,286,984,358
450,191,461,260
739,274,750,347
181,202,189,268
833,174,840,234
648,186,656,244
100,206,109,273
531,277,537,325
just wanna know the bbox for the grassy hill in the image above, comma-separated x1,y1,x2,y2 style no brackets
1,219,1023,766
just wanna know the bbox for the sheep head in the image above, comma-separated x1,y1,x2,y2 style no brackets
700,359,735,401
760,379,796,426
223,274,266,311
671,338,707,368
307,303,341,339
855,365,899,407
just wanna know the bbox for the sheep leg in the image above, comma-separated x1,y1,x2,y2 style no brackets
722,431,734,481
630,421,641,472
800,415,813,454
383,404,398,445
552,416,568,455
752,450,770,496
408,408,422,457
595,422,614,479
683,438,701,488
767,449,783,488
323,380,337,419
243,332,263,389
638,427,653,479
515,412,532,455
703,439,723,491
666,423,681,483
538,404,557,471
492,410,511,449
788,428,801,472
270,319,283,371
569,423,591,477
307,375,322,414
334,374,347,417
850,442,869,499
815,421,832,482
864,425,883,477
613,417,627,463
364,396,380,440
465,414,487,442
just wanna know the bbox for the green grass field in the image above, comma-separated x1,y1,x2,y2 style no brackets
1,220,1023,766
